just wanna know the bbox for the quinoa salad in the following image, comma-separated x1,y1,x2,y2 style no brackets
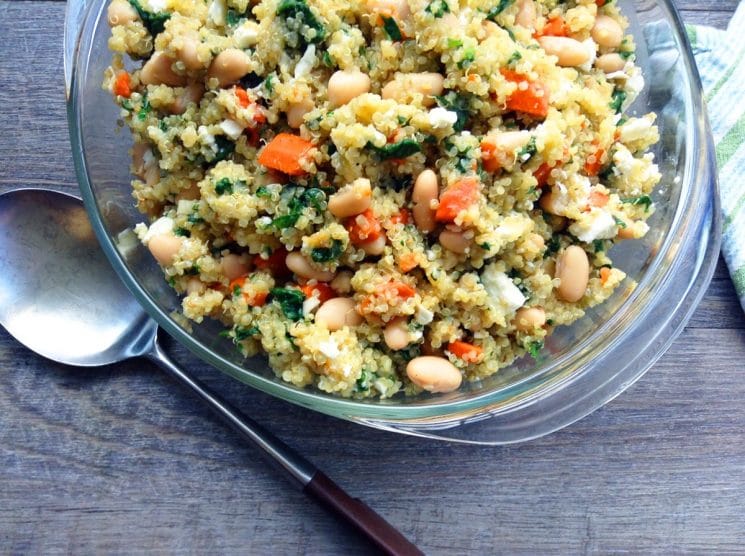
104,0,661,398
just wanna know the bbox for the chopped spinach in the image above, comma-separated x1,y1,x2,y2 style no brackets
322,50,334,68
526,340,544,359
610,88,627,113
235,325,260,341
212,136,235,162
310,239,344,262
593,239,605,253
187,212,204,225
517,136,537,160
507,50,522,66
457,47,476,69
137,95,151,121
372,139,421,160
447,38,463,49
355,369,373,392
256,185,271,198
435,91,471,132
545,235,561,257
613,215,627,228
121,99,133,111
264,74,275,94
174,227,191,237
485,0,514,22
598,161,615,182
425,0,450,17
382,16,402,41
226,9,247,26
215,177,233,195
269,288,305,321
622,195,652,211
272,186,326,228
128,0,171,36
276,0,326,46
618,50,634,60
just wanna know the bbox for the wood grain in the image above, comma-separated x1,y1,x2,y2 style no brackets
1,2,743,554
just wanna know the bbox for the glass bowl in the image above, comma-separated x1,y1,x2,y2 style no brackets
65,0,720,444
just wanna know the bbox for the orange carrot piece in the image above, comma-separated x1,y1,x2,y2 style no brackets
588,189,610,208
113,71,132,98
229,277,269,306
447,340,484,363
398,252,418,272
600,267,611,285
301,283,335,303
584,147,606,177
435,177,480,222
533,162,556,187
257,133,314,176
535,16,568,38
501,70,550,118
389,208,411,226
346,209,383,245
234,87,250,108
480,138,502,173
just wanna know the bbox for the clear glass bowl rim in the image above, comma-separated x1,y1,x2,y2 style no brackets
65,0,722,443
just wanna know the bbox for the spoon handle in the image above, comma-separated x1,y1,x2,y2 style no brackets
145,337,422,556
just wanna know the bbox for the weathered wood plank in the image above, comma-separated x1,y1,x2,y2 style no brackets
0,1,742,555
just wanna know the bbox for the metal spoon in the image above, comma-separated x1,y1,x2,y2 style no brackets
0,188,422,556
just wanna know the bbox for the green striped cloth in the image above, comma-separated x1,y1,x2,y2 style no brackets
688,4,745,309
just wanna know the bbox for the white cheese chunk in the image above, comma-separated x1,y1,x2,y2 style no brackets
303,296,321,315
138,216,174,245
619,115,654,144
219,119,245,140
147,0,167,12
318,337,340,359
233,21,260,48
481,265,526,314
294,45,316,79
569,209,617,243
208,0,227,26
428,107,458,129
415,305,434,325
578,38,598,73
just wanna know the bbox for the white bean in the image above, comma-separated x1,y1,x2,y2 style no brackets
286,252,335,282
169,83,204,115
360,234,386,256
107,0,138,26
208,48,252,87
412,169,438,233
327,70,371,107
538,36,591,68
555,245,589,302
515,0,536,29
140,52,187,87
512,307,546,332
221,254,248,281
328,178,372,218
315,298,363,330
406,356,462,393
592,15,624,48
148,233,183,266
438,229,472,254
287,98,315,129
383,317,410,350
330,271,354,294
595,53,626,73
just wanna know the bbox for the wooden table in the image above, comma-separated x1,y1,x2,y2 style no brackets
1,1,743,553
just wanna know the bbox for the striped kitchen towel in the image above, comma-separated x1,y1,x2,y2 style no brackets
688,3,745,311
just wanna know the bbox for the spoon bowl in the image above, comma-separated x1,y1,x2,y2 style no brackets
0,188,420,555
0,188,155,366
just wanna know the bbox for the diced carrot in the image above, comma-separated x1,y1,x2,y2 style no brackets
533,162,556,187
253,247,291,280
234,87,250,108
535,16,568,38
584,147,606,177
501,69,550,118
346,209,383,245
588,189,610,208
113,71,132,98
229,277,268,306
257,133,314,176
300,283,336,303
398,252,418,272
387,281,416,298
447,340,484,363
480,138,502,173
389,208,411,226
435,177,480,222
596,0,607,6
600,267,612,285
